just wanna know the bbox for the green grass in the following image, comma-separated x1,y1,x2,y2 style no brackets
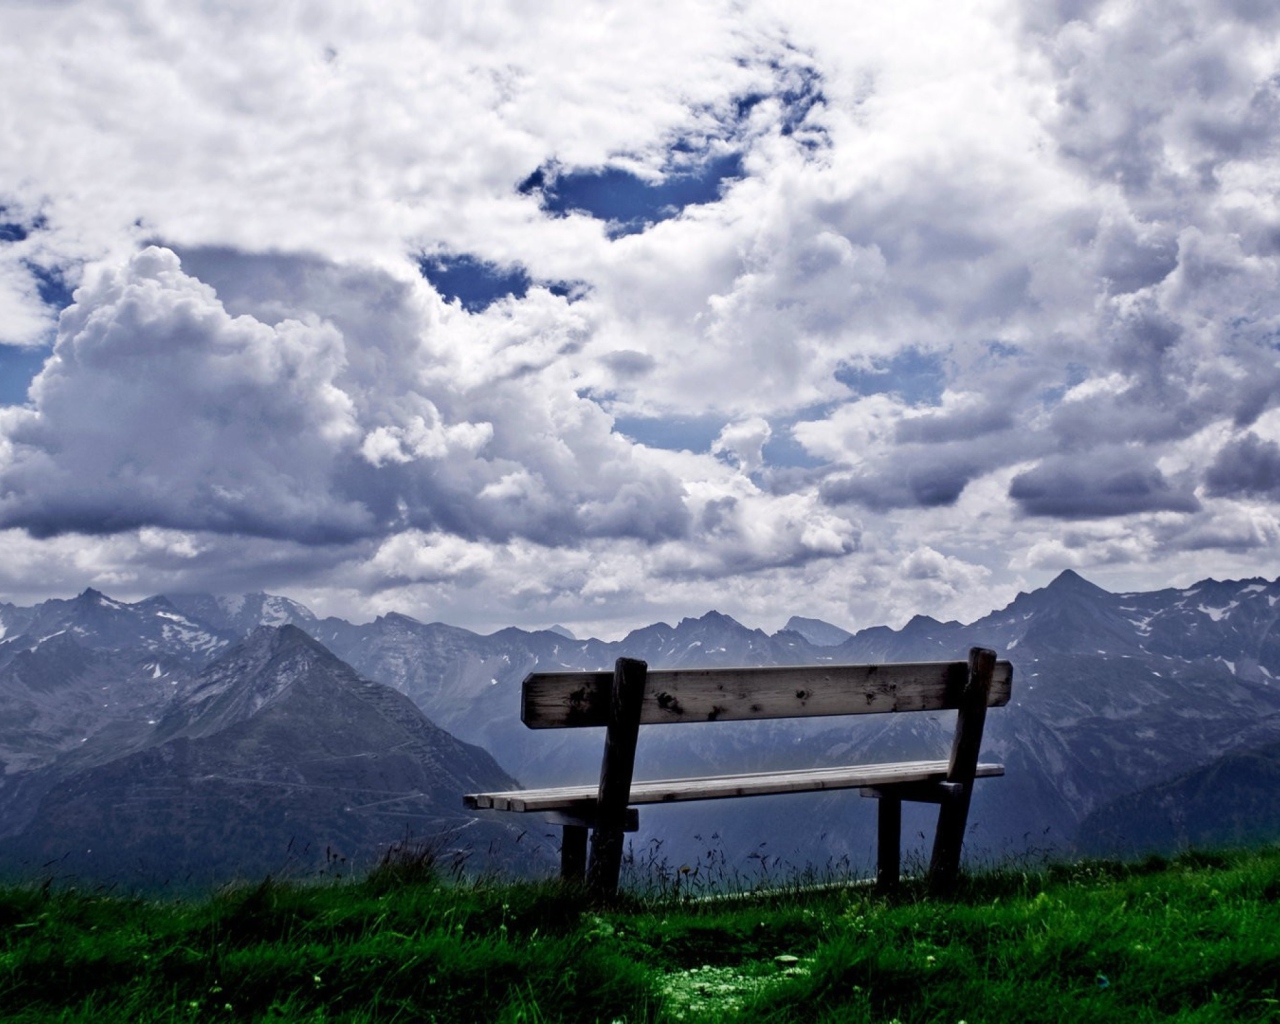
2,846,1279,1022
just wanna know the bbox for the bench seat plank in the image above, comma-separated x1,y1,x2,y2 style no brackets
522,660,1012,728
465,759,1004,812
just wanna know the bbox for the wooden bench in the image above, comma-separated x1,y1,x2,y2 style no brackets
464,647,1011,898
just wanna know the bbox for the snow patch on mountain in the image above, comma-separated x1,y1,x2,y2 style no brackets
1199,602,1238,622
160,621,224,653
260,596,295,625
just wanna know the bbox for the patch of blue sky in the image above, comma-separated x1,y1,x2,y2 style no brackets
0,209,74,402
2,206,76,313
836,348,948,406
0,205,47,243
516,62,826,240
26,263,74,310
733,60,827,148
985,340,1022,359
762,424,829,469
520,152,745,239
0,345,49,406
614,410,829,471
544,279,591,301
752,401,842,470
613,414,725,454
417,254,586,313
1038,362,1090,406
418,253,531,312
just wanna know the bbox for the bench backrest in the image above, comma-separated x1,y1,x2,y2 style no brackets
522,659,1014,729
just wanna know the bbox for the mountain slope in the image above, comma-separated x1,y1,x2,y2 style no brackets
0,627,529,888
0,589,234,671
1075,738,1280,857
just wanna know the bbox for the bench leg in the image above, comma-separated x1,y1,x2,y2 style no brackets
587,826,626,899
876,795,902,893
561,824,588,883
928,648,995,897
586,657,648,901
927,783,972,896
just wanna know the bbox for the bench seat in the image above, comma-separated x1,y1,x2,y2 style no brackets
466,759,1005,813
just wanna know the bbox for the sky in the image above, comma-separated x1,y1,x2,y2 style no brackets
1,0,1279,639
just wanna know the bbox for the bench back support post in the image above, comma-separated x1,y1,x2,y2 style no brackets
927,646,996,895
875,795,902,892
561,824,588,881
586,657,647,899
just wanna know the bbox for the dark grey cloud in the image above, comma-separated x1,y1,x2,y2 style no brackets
1021,0,1108,33
1010,448,1200,518
894,403,1014,445
600,350,657,379
1094,223,1178,297
1188,73,1280,168
1169,519,1275,552
1205,433,1280,499
825,190,1037,330
1032,0,1280,206
1215,0,1280,26
821,459,978,512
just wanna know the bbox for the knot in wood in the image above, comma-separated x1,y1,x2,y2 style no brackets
655,691,684,715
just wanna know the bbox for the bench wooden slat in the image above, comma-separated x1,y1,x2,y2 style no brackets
465,759,1004,812
521,660,1013,729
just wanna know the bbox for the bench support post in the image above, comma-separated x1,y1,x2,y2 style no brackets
561,824,588,882
876,795,901,892
928,646,996,896
586,657,647,900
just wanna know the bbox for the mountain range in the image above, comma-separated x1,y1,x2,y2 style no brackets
3,569,1279,886
0,603,526,888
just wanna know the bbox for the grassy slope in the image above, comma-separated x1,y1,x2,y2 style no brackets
1,847,1278,1023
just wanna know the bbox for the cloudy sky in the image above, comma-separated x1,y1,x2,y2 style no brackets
2,0,1279,638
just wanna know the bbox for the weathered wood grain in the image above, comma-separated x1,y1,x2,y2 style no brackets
587,657,648,898
929,646,997,895
859,781,963,804
463,759,1005,812
877,795,902,892
538,808,640,831
521,659,1013,729
560,824,587,881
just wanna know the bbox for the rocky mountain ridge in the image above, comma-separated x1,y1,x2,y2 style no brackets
3,570,1279,878
0,622,524,887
